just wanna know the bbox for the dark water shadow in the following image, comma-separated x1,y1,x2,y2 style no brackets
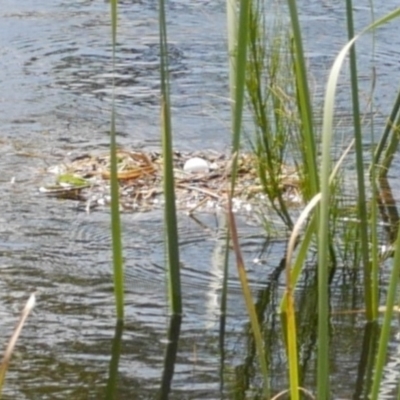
224,254,286,399
105,320,124,400
352,321,379,400
158,314,182,400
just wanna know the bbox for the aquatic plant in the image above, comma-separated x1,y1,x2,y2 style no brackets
104,0,400,397
158,0,182,317
245,0,400,398
109,0,125,322
226,0,270,396
282,3,400,399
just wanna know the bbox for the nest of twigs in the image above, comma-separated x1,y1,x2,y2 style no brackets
40,149,301,214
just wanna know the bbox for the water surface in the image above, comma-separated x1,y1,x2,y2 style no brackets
1,0,400,398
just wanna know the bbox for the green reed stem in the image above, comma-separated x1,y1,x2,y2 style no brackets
319,10,400,398
246,3,293,229
370,225,400,398
378,107,400,178
280,139,353,313
282,139,353,398
158,0,182,315
373,86,400,177
286,0,318,199
345,0,374,321
109,0,124,321
231,0,250,162
284,242,300,400
367,3,379,321
318,95,333,400
228,202,269,397
226,0,237,118
226,0,268,393
221,0,236,338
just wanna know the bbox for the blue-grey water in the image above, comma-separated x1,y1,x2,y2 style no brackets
1,0,400,398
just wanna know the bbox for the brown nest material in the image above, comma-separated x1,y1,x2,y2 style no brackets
40,149,302,213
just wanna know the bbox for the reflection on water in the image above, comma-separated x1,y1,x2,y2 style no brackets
0,205,277,398
1,0,400,398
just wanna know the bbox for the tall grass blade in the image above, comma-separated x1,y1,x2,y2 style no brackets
319,8,400,398
223,0,250,340
109,0,125,321
281,140,355,392
219,0,237,356
280,139,354,312
283,269,300,399
370,225,400,398
226,0,237,116
0,293,35,395
373,87,400,177
283,191,328,400
353,322,379,398
227,198,269,397
223,0,250,374
230,0,250,166
158,0,181,315
246,1,294,229
224,0,250,385
225,0,267,389
345,0,374,320
220,0,237,359
286,0,318,199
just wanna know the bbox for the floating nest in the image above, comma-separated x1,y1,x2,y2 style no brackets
40,149,302,214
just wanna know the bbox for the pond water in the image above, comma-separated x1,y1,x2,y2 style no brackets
1,0,400,398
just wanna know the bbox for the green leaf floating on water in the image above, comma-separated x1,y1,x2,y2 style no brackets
56,173,88,187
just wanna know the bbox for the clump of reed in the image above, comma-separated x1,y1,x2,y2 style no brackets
104,0,400,398
241,1,400,398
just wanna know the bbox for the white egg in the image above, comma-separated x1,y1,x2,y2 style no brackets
183,157,210,174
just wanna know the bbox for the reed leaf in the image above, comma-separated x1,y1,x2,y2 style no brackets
282,139,353,398
246,1,294,229
109,0,125,321
345,0,374,320
370,224,400,398
286,0,318,200
319,8,400,397
227,198,269,397
231,0,250,164
226,0,238,115
283,202,321,399
280,139,354,312
373,87,400,177
225,0,269,392
158,0,182,315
